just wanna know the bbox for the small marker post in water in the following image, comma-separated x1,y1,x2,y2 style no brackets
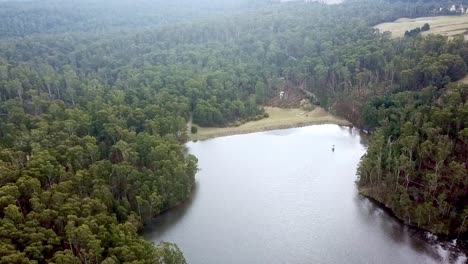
332,145,335,152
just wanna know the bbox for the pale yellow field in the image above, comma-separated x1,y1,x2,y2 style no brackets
190,107,350,141
459,75,468,84
374,15,468,38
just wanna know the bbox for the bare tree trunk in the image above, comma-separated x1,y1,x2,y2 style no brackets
46,83,52,98
459,215,466,238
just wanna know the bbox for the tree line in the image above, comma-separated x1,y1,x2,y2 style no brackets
359,83,468,236
0,0,467,263
404,23,430,37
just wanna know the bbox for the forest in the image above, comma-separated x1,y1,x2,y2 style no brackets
0,0,467,263
359,82,468,236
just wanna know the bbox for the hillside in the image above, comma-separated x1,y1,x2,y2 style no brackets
359,83,468,236
375,15,468,38
0,0,467,263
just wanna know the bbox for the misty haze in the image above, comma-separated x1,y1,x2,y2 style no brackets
0,0,467,264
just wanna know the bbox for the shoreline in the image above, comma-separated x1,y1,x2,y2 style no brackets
190,106,351,141
359,187,468,244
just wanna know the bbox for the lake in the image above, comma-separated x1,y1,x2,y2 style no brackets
144,125,467,264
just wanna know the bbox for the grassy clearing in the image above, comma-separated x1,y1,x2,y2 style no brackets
374,15,468,38
190,106,350,141
459,75,468,84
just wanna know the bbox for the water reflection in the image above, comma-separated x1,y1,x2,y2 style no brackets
145,125,467,264
143,182,199,239
354,193,467,263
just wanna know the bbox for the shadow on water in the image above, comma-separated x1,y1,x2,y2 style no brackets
143,181,200,240
338,125,370,146
265,124,359,138
264,128,297,137
354,193,467,263
146,125,467,263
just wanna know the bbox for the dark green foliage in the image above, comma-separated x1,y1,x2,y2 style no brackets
0,0,260,38
0,92,196,262
358,84,468,235
421,23,430,31
405,23,430,37
1,0,468,262
405,27,422,37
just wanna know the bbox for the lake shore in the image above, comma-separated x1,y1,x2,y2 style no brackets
359,187,468,244
190,106,350,141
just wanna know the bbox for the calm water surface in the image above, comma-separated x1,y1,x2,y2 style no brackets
144,125,467,264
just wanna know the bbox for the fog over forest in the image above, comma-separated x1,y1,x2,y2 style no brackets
0,0,467,263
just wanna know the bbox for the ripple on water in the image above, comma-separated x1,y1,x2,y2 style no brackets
145,125,467,264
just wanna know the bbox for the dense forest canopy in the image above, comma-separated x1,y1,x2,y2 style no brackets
0,0,461,38
0,0,467,263
359,82,468,235
0,0,269,38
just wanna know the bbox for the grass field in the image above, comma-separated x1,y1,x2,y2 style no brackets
459,75,468,84
374,15,468,38
190,107,350,141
